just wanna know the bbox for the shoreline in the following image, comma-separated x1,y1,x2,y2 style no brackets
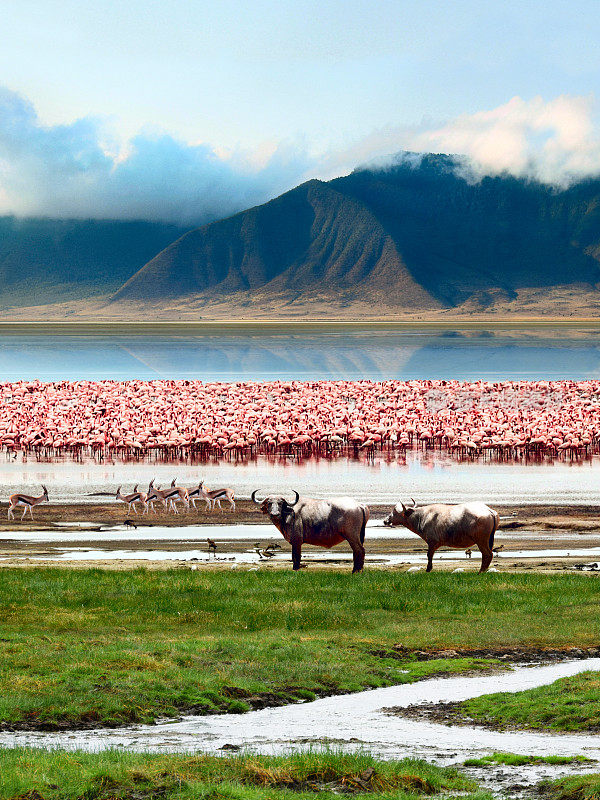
0,647,589,733
0,500,599,530
3,318,600,334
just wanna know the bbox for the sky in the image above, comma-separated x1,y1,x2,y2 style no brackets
1,0,600,223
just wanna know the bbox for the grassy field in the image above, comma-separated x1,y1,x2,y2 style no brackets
463,753,595,767
0,568,599,728
540,773,600,800
458,671,600,732
0,749,487,800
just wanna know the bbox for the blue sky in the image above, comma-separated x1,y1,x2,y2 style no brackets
1,0,600,221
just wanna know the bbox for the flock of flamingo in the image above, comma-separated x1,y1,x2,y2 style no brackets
0,378,598,461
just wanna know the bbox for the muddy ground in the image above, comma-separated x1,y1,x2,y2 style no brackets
1,500,599,531
0,502,599,572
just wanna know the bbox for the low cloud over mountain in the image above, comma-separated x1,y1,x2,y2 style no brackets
0,87,311,225
2,87,600,226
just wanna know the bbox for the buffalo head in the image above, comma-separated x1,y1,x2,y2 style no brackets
383,497,417,527
251,489,299,520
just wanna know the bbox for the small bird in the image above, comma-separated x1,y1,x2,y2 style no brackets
265,542,281,551
465,548,472,559
207,538,217,556
492,545,504,557
124,519,138,529
260,548,276,559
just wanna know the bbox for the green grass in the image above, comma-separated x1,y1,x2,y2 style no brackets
459,671,600,732
539,773,600,800
0,749,488,800
0,568,599,728
464,753,595,767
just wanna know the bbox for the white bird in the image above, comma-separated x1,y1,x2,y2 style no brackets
406,566,423,573
452,567,465,573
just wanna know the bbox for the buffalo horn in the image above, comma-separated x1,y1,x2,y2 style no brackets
251,490,262,504
289,490,300,505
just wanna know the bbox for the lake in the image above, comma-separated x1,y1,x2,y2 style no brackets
3,325,600,381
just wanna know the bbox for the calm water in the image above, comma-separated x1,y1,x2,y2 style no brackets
3,659,600,762
2,452,600,505
3,327,600,381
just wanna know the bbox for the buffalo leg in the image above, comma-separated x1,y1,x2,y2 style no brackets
479,546,493,573
350,541,365,573
426,545,436,572
291,539,303,571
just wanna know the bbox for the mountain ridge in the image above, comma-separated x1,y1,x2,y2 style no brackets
110,153,600,315
3,152,600,319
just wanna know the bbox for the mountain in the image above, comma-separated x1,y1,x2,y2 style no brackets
4,154,600,319
110,154,600,317
0,217,188,308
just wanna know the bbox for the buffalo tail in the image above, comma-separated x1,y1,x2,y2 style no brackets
360,506,368,544
489,510,499,550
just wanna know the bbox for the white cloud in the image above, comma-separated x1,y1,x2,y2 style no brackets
328,95,600,186
1,88,600,224
0,87,311,223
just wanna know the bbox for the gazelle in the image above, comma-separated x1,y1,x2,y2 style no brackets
189,483,212,510
198,481,235,512
116,484,147,514
168,478,191,513
8,485,49,520
187,484,201,509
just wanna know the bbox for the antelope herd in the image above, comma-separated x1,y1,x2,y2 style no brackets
116,479,235,514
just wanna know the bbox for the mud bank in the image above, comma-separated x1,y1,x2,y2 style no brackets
0,501,598,532
1,502,599,572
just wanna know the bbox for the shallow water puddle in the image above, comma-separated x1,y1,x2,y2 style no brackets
0,520,410,543
9,545,600,564
2,658,599,765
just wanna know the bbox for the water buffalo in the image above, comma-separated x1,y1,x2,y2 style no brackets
251,490,369,572
383,499,499,573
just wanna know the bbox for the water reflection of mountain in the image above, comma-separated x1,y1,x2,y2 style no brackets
2,332,600,381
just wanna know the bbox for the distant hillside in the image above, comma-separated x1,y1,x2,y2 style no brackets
112,154,600,316
0,217,188,308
